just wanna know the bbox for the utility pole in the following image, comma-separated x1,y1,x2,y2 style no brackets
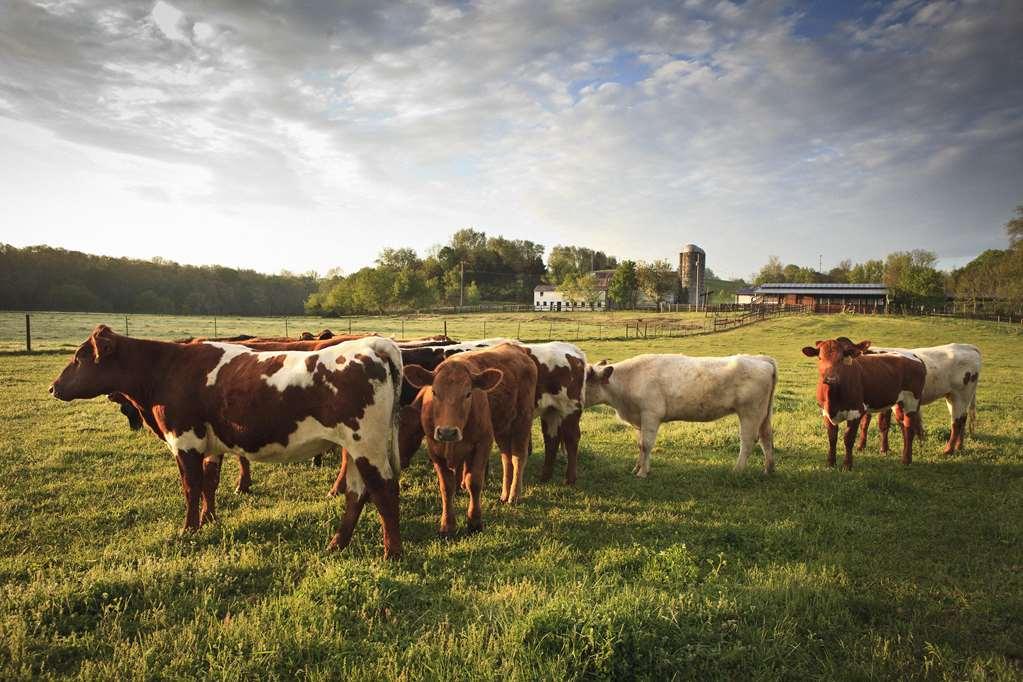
819,254,823,273
459,261,465,307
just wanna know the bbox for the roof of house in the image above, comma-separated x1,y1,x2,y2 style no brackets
755,282,887,296
736,287,757,295
533,284,558,292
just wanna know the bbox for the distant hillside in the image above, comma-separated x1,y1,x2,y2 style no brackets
705,276,749,303
0,244,317,315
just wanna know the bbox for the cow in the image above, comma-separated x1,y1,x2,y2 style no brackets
50,325,405,559
848,341,981,454
583,354,777,477
403,343,538,534
802,338,926,469
384,338,587,480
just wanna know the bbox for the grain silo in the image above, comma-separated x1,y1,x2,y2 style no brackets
679,244,706,307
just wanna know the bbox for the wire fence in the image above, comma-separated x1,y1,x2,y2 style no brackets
4,303,1019,353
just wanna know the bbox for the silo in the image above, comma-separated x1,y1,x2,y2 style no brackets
679,244,706,307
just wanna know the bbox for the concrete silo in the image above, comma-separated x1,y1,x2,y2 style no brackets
679,244,706,308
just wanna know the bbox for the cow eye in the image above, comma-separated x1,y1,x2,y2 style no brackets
465,391,471,399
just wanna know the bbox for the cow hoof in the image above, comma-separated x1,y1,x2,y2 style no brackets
235,486,251,495
466,522,483,535
438,529,454,539
179,526,199,537
563,478,576,486
634,470,648,479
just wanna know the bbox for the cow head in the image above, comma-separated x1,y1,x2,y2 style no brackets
317,329,334,340
583,360,614,408
403,363,503,443
49,325,129,401
801,338,871,387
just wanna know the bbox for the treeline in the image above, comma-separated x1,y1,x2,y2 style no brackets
0,244,317,315
750,204,1023,309
306,229,546,315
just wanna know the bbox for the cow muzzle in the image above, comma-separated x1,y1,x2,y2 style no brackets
434,426,462,443
823,375,840,386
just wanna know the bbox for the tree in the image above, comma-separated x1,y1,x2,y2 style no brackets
607,261,638,309
636,260,676,307
465,281,482,304
1006,204,1023,246
849,259,884,283
375,247,420,271
753,255,785,285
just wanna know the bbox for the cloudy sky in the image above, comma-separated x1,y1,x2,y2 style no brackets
1,0,1021,279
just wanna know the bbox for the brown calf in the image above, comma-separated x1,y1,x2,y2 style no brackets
404,343,538,535
802,338,926,469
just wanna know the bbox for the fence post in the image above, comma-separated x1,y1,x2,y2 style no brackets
483,320,486,338
125,314,129,336
444,320,448,338
401,319,405,338
517,321,521,339
348,318,352,335
549,322,553,341
25,314,31,353
213,316,217,337
284,317,288,338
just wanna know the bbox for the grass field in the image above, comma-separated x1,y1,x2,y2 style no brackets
1,314,1021,679
0,310,710,353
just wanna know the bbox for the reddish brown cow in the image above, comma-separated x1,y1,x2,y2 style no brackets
802,338,926,469
404,343,537,535
51,325,404,558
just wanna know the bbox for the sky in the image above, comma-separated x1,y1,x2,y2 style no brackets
1,0,1021,280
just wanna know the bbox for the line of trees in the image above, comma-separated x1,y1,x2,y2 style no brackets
750,204,1023,309
0,244,318,315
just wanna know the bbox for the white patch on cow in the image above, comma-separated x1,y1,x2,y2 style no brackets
896,389,920,413
258,350,319,392
823,408,861,425
164,427,208,457
204,343,248,386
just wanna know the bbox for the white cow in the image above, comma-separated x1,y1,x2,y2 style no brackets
584,354,777,477
856,342,981,454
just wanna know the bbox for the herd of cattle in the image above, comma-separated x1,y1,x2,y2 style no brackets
48,325,981,559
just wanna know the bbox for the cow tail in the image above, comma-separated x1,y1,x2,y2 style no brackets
758,357,777,444
388,348,403,476
968,393,977,437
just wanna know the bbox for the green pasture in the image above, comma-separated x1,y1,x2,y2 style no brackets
0,314,1021,679
0,310,708,353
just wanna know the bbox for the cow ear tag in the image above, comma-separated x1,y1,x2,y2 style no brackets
843,356,853,365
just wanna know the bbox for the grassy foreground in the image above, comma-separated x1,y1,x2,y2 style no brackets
1,314,1021,680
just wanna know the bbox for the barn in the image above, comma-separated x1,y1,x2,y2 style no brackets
753,282,888,313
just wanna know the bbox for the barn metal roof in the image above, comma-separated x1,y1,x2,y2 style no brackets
756,282,887,296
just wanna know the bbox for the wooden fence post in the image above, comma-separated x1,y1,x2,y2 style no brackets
549,322,553,341
348,318,352,334
284,317,288,338
125,314,129,336
444,319,448,337
213,316,217,337
517,321,521,339
401,319,405,338
25,314,31,353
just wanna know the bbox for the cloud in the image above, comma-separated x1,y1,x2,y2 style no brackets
0,0,1020,277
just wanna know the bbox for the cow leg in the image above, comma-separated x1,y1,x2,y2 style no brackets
539,411,561,483
312,454,322,467
327,449,349,498
505,427,532,504
326,489,368,553
824,416,838,468
877,409,892,455
842,419,858,470
200,454,222,526
952,415,967,452
235,455,252,494
432,458,458,536
856,412,871,451
734,416,758,472
465,444,489,533
175,449,203,533
357,458,402,560
499,452,512,503
900,412,916,465
508,454,526,504
560,411,582,485
636,419,660,478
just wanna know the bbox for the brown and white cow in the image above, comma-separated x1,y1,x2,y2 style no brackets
403,343,538,535
50,325,404,558
390,338,587,484
584,354,777,477
849,341,981,455
802,338,926,469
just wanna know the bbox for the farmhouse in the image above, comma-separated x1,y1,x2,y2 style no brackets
748,282,889,312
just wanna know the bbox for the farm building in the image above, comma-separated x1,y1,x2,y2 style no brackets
734,287,757,304
533,269,680,311
751,282,888,312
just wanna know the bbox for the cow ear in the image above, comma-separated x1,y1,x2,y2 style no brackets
596,358,610,366
318,329,334,339
472,368,503,392
844,341,870,358
801,346,819,357
300,332,314,340
90,325,117,363
597,365,614,384
403,364,435,388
